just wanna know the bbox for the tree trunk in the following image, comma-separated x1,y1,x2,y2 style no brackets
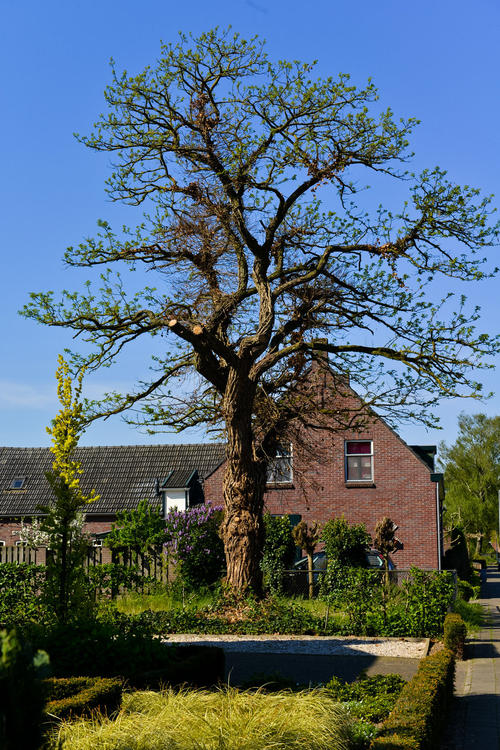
307,552,314,600
220,371,266,595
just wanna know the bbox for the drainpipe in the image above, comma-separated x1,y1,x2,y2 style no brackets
431,473,444,570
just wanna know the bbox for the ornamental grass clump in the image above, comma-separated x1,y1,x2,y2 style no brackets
52,687,354,750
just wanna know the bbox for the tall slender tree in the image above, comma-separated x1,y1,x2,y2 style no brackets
41,356,99,622
23,29,499,593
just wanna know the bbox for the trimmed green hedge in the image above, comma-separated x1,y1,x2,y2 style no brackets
443,613,467,659
372,648,455,750
44,676,122,720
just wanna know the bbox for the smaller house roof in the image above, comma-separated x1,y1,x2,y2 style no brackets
0,443,226,517
161,469,198,489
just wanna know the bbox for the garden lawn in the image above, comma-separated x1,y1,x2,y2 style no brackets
51,687,354,750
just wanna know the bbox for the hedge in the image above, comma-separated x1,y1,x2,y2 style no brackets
443,613,467,659
372,648,455,750
44,676,122,720
126,645,226,689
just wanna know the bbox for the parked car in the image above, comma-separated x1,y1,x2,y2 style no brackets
293,551,327,574
365,549,395,570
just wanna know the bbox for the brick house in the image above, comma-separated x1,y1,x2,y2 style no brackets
0,386,444,569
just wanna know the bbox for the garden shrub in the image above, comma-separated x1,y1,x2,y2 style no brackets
87,562,157,598
0,629,50,750
443,612,467,659
26,615,224,688
373,649,455,749
164,504,225,589
130,644,225,689
322,517,371,568
44,676,122,720
325,673,406,723
261,514,296,595
398,568,455,637
0,563,48,628
457,578,474,602
27,617,178,678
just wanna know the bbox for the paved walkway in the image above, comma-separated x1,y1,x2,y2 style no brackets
442,567,500,748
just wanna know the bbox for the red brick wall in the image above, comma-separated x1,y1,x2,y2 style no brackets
204,392,440,570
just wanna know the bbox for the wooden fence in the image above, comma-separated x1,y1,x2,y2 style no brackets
0,545,45,564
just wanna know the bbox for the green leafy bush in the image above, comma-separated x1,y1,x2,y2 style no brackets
0,629,50,750
322,517,371,568
399,568,455,637
44,676,122,720
261,514,296,595
373,649,455,749
0,563,48,628
325,673,406,723
87,563,157,598
443,613,467,659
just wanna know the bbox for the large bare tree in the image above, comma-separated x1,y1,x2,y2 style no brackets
24,29,499,593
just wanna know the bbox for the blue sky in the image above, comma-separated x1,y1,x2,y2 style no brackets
1,0,499,449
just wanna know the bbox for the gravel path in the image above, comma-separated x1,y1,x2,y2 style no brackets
166,633,429,658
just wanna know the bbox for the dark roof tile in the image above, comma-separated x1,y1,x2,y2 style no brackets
0,444,226,516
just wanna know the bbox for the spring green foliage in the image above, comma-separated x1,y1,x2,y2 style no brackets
22,28,500,594
41,356,99,623
320,518,371,601
261,514,296,595
0,563,48,628
0,629,50,750
106,499,166,560
440,413,500,548
325,673,407,724
322,517,371,567
51,687,354,750
100,566,455,637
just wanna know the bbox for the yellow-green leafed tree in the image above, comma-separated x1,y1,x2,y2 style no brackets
41,356,99,623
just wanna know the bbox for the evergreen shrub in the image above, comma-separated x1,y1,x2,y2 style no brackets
373,649,455,749
443,612,467,659
261,514,296,595
44,676,122,720
0,563,48,627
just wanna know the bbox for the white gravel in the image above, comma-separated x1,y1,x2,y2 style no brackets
165,633,429,658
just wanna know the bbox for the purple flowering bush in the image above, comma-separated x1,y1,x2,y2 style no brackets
164,505,225,589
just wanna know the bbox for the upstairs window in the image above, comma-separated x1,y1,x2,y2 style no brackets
267,444,293,484
345,441,373,482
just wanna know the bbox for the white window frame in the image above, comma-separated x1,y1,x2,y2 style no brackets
267,443,293,485
0,540,5,547
345,440,374,482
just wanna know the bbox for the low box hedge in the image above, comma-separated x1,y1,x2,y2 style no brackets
43,676,122,721
372,648,455,750
443,613,467,659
